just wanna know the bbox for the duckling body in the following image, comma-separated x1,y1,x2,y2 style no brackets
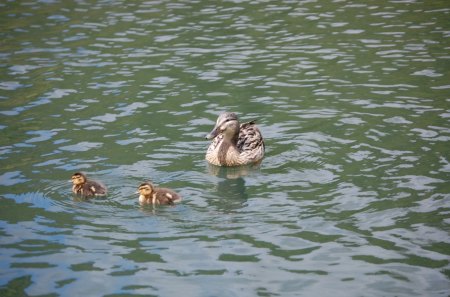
71,172,107,197
206,112,265,167
138,182,181,205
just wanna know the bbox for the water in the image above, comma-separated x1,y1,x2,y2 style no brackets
1,0,449,296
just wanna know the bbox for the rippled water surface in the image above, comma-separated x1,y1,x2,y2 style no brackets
1,0,449,296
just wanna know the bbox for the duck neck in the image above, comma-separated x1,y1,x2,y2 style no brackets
230,131,239,145
218,139,240,166
139,194,154,204
139,195,147,204
72,184,83,193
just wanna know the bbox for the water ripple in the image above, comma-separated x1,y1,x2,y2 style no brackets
0,0,449,296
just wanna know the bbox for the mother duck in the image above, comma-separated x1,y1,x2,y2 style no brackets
205,112,265,166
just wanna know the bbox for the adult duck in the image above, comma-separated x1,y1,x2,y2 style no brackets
205,112,265,167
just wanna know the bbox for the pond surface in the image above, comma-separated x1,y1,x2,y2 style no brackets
0,0,449,296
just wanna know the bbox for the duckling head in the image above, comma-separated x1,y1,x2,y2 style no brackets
206,112,240,142
138,182,154,204
71,172,86,186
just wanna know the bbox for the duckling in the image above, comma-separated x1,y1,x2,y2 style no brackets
71,172,107,197
205,112,265,166
137,182,181,205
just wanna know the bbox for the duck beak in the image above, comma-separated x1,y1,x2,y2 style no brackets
206,126,220,140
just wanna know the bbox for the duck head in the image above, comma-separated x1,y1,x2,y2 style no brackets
138,182,154,203
71,172,86,186
206,112,240,142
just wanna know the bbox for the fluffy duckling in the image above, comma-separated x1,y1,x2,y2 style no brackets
137,182,181,205
206,112,265,166
71,172,107,197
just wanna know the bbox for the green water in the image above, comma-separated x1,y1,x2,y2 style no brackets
0,0,449,296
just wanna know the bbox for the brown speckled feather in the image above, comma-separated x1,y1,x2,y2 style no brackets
237,121,265,153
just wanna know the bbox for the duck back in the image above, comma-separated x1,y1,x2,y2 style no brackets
74,180,107,197
154,188,181,205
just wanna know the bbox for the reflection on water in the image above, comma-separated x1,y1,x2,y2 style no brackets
207,164,266,211
207,162,261,180
0,0,449,296
213,176,250,212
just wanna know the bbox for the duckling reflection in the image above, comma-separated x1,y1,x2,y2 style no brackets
71,172,107,198
137,182,181,206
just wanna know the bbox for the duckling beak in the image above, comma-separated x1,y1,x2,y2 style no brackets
206,126,220,140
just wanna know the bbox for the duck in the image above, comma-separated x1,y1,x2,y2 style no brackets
71,172,107,197
137,182,182,205
205,112,265,167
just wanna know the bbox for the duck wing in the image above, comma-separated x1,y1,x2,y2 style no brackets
155,188,181,205
85,180,107,196
237,120,265,153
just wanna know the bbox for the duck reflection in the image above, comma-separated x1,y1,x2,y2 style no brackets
207,162,261,179
207,163,261,212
